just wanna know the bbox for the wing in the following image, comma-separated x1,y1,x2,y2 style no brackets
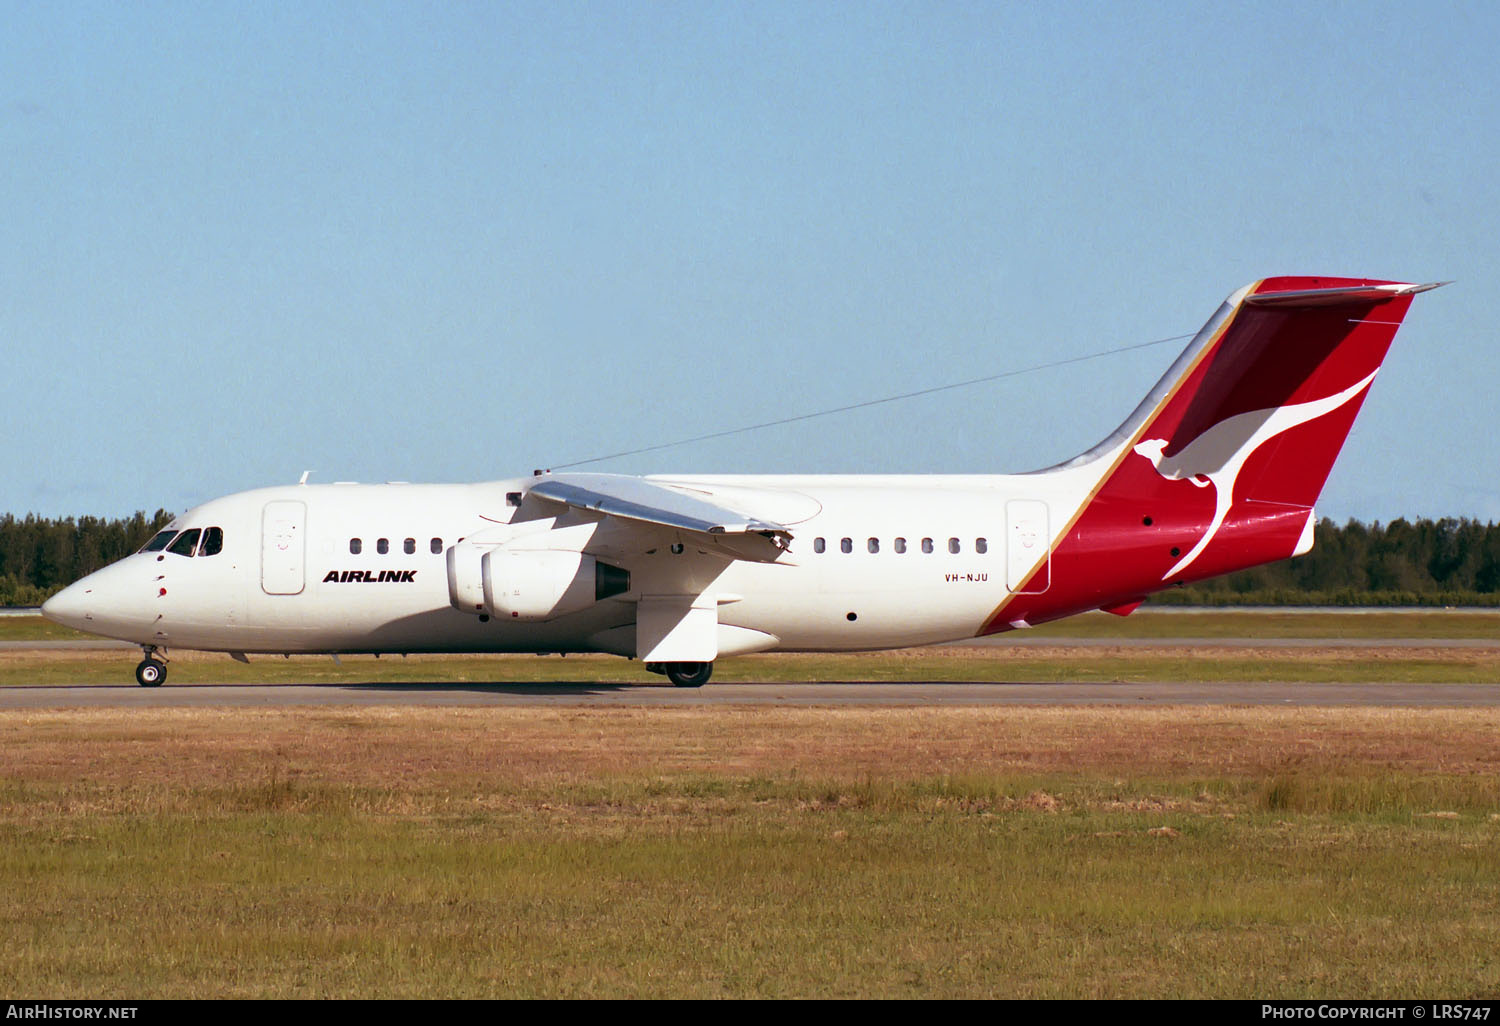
526,472,793,563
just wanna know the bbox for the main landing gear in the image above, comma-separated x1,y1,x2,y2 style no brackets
135,646,167,687
665,662,713,688
646,661,715,687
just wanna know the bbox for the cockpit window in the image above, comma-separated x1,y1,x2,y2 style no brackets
167,528,202,557
141,530,178,553
200,527,224,557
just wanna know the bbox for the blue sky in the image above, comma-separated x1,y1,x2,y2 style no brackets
3,1,1495,521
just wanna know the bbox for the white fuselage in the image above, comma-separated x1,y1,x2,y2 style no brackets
48,467,1100,658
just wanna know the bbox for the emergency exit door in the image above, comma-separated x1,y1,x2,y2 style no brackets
1005,499,1051,593
261,500,306,595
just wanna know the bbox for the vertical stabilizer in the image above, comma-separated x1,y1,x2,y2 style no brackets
983,277,1442,633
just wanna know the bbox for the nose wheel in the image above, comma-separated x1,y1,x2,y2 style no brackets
135,646,167,687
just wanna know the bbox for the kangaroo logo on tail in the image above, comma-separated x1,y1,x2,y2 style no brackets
1133,370,1379,579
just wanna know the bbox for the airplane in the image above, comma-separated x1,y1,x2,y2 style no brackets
42,275,1442,688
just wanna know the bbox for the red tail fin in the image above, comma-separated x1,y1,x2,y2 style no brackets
985,276,1442,632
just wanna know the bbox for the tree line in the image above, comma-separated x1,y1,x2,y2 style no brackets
3,512,1500,607
1155,517,1500,606
0,511,174,606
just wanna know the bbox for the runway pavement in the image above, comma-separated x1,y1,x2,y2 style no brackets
5,680,1500,708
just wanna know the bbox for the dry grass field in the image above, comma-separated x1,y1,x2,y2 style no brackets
3,610,1499,997
3,703,1499,998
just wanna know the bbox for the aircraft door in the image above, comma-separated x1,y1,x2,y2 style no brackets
1005,499,1051,593
261,500,306,595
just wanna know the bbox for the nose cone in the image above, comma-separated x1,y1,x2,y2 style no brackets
41,558,158,642
41,579,94,631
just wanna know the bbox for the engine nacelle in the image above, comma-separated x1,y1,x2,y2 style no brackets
481,549,630,622
447,542,489,614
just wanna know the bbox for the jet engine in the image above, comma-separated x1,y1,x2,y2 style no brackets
481,549,630,622
446,542,490,614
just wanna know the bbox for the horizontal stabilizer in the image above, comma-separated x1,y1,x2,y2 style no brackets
1243,281,1447,309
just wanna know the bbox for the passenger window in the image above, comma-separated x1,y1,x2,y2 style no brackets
200,527,224,557
976,538,988,554
921,538,934,554
167,528,201,557
867,538,879,554
894,537,906,554
430,538,442,554
949,538,961,554
840,538,852,554
141,530,177,553
813,537,826,554
404,538,416,555
377,538,389,555
350,538,362,555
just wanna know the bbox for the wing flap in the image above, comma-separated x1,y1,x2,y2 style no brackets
527,473,793,562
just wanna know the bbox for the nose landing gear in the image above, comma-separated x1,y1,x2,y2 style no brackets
135,646,167,687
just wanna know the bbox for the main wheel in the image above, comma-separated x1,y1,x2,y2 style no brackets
665,662,713,688
135,658,166,687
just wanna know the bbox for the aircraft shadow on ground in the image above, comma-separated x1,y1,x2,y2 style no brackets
342,681,654,694
342,680,1066,692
